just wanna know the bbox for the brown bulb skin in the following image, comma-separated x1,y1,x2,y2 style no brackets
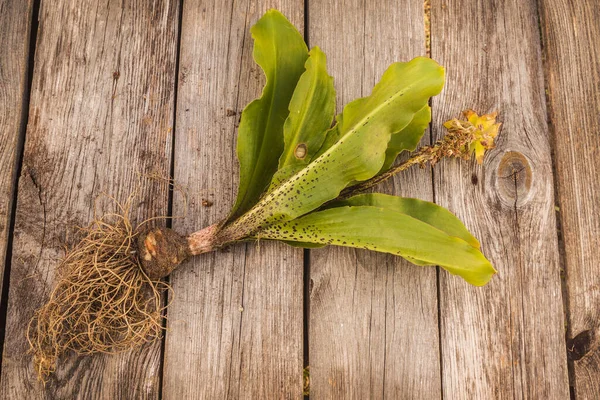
138,227,191,279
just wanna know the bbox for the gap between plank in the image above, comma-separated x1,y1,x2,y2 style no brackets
424,0,431,58
424,1,444,398
0,0,41,379
158,0,185,398
303,1,311,397
533,0,575,397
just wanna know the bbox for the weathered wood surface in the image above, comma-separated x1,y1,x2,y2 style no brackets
431,0,569,398
162,1,304,398
539,1,600,397
2,0,600,398
0,0,33,300
307,1,441,398
0,1,179,398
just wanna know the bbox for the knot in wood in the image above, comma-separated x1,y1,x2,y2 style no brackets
496,151,532,207
567,329,595,361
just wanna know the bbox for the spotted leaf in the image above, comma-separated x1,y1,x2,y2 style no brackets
258,204,495,286
224,57,445,237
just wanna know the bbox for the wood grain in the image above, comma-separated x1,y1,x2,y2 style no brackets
0,0,33,300
162,1,304,398
539,1,600,397
431,0,569,398
0,0,179,398
307,0,442,398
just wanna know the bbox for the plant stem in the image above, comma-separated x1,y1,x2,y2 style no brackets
338,152,429,199
187,223,220,255
338,109,501,200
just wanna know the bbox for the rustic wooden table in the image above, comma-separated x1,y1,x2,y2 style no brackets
0,0,598,398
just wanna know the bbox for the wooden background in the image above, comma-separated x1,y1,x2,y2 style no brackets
0,0,598,398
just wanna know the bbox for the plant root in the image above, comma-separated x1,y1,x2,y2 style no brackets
27,198,172,383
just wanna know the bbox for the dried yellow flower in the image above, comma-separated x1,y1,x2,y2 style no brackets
443,109,501,164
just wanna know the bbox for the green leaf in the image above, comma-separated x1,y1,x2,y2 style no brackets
269,47,336,189
331,193,480,249
227,57,445,235
228,10,309,221
381,105,431,172
257,205,495,286
403,256,435,266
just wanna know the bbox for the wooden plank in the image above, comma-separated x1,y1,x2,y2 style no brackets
162,1,304,398
0,0,33,300
431,0,569,398
307,1,441,398
539,1,600,397
0,1,179,398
